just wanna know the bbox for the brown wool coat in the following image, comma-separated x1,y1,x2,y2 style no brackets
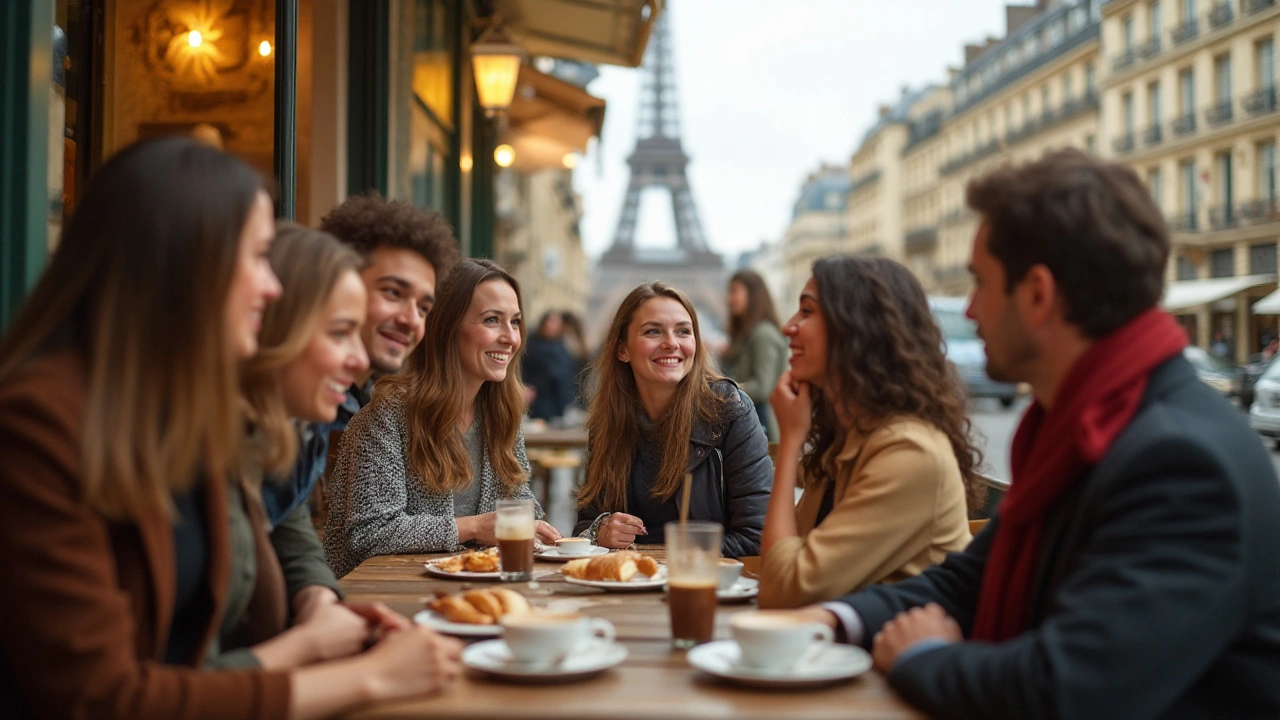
0,352,291,720
758,417,972,609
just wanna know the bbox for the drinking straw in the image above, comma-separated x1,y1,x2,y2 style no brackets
679,472,693,526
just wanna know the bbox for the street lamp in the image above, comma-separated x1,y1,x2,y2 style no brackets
471,18,524,117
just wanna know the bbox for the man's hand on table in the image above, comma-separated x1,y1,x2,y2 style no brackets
535,520,562,544
872,603,962,673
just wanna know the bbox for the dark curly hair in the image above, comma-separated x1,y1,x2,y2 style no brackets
319,191,459,280
803,255,983,512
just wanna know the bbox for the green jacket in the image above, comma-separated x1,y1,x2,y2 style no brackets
207,472,343,669
723,322,789,440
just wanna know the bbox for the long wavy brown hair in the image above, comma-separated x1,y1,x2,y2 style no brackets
241,223,364,475
0,138,263,521
381,258,528,493
727,269,781,351
578,282,727,511
803,255,983,511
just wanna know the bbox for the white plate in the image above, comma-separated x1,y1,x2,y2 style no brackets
562,565,667,592
536,545,610,562
412,609,502,638
717,577,759,603
423,557,502,581
686,640,872,689
463,638,628,681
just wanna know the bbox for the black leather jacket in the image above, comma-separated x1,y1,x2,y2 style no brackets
574,380,772,557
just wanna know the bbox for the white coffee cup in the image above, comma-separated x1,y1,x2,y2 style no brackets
554,537,595,557
500,613,616,665
717,558,743,591
730,611,834,672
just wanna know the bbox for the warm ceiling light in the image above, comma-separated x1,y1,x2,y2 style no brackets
471,18,524,116
494,144,515,167
188,30,204,48
460,154,474,171
259,40,272,57
562,153,580,169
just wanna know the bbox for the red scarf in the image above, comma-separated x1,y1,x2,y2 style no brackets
971,308,1187,641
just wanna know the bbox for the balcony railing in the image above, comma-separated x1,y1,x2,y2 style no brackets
1137,37,1162,59
1172,112,1197,136
1243,86,1278,115
1247,0,1277,13
1113,133,1136,154
849,170,882,193
1240,198,1280,222
1209,2,1236,29
940,140,1001,176
1113,49,1136,72
1170,211,1199,232
905,226,939,252
934,264,970,287
1209,205,1239,230
1171,18,1199,45
1144,123,1164,146
1205,100,1235,125
950,23,1100,117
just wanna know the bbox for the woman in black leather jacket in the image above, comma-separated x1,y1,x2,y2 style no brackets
572,282,772,557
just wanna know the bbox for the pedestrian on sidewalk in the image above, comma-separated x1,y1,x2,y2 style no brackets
722,270,789,441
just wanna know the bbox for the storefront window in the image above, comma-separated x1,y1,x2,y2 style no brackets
389,0,456,213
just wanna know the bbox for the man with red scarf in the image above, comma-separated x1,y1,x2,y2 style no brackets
796,150,1280,718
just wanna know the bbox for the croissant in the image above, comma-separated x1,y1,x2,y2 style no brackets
429,594,493,625
463,590,504,619
561,551,660,581
490,588,531,616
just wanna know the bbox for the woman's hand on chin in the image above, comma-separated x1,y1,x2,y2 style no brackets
770,369,813,442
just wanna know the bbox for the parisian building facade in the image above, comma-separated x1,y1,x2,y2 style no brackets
768,0,1280,360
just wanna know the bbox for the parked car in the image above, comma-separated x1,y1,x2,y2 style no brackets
929,297,1017,408
1238,353,1275,409
1250,360,1280,448
1183,345,1239,399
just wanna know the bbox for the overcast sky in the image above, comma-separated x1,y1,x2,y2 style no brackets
573,0,1014,262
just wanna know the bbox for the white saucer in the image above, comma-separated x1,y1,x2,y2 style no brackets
717,577,759,603
462,638,628,681
412,609,502,638
562,565,667,592
536,545,610,562
686,640,871,689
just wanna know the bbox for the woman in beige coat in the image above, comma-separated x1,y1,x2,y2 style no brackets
758,255,981,609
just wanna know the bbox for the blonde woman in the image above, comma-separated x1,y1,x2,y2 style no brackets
0,138,460,720
324,259,560,577
573,282,772,557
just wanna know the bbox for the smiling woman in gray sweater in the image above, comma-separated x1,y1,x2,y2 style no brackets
324,259,561,577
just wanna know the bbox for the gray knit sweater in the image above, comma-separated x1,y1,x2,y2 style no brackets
322,386,539,577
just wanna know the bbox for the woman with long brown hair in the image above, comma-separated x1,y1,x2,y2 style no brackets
573,282,772,557
324,258,560,577
757,255,978,608
723,269,789,441
0,138,460,720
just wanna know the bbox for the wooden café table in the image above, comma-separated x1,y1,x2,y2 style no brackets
339,547,923,720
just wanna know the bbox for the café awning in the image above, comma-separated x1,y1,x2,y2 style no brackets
1254,288,1280,314
504,65,606,172
1161,274,1276,312
497,0,662,67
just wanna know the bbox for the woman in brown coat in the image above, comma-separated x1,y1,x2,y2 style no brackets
758,255,979,608
0,138,460,720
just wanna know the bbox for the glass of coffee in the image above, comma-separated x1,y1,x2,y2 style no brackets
665,521,722,649
496,498,535,582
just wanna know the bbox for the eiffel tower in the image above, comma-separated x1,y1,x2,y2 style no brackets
588,5,724,345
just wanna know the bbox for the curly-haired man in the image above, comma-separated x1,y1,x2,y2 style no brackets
263,193,459,533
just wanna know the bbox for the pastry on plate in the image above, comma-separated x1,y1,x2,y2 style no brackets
561,551,660,581
426,588,532,625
